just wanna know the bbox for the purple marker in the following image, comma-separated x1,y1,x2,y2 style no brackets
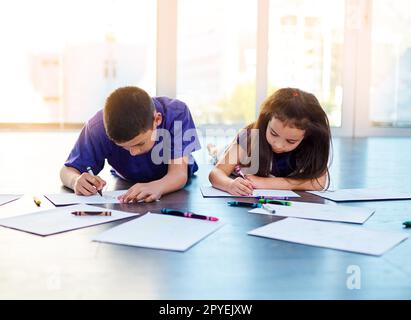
255,196,289,200
160,208,219,222
234,165,247,179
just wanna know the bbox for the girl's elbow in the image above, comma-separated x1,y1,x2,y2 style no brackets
208,168,217,185
313,175,327,191
312,184,324,191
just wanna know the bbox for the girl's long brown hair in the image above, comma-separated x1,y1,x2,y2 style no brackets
247,88,331,186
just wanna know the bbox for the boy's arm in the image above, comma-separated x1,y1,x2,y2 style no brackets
61,117,107,195
60,166,81,190
246,172,327,191
157,157,189,194
60,165,106,195
118,157,189,203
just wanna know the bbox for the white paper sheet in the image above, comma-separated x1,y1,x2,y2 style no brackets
0,204,137,236
93,212,224,252
0,194,22,206
45,190,128,205
249,201,375,224
200,185,299,198
248,218,408,256
308,188,411,202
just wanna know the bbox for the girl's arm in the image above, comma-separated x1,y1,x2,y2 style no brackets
246,172,327,191
209,143,255,196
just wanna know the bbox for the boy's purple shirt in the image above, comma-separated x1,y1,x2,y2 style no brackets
64,97,201,183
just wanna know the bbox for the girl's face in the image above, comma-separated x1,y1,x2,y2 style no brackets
265,117,305,153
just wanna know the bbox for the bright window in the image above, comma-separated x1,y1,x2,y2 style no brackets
0,0,156,124
267,0,345,127
370,0,411,127
176,0,257,126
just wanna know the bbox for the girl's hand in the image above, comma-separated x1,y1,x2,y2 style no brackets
244,175,266,189
227,177,255,196
118,182,162,203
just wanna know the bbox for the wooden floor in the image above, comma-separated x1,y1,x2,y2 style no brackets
0,131,411,299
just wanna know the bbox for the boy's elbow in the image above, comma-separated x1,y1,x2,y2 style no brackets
181,174,188,187
177,171,188,188
59,165,67,182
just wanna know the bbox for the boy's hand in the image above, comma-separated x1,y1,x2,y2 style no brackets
73,173,106,196
119,182,162,203
227,177,255,196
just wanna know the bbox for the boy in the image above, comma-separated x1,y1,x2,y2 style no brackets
60,86,201,203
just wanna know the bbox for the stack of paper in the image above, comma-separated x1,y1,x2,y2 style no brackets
249,201,375,224
44,190,127,205
0,194,22,206
200,185,299,198
308,188,411,202
0,204,137,236
93,212,224,252
248,218,408,256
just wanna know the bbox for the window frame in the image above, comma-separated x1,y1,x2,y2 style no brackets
2,0,411,137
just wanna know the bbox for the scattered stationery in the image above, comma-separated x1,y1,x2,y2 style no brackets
249,201,375,224
0,204,137,236
258,199,292,206
227,201,261,209
257,196,289,200
261,204,276,214
0,194,22,206
44,190,127,206
248,218,409,256
200,185,299,198
234,165,246,179
308,188,411,202
71,210,112,216
86,166,103,196
403,221,411,228
93,212,224,252
33,196,42,207
160,208,219,221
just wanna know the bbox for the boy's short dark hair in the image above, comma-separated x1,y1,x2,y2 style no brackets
103,86,155,143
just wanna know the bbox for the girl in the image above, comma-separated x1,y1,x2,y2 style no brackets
209,88,331,196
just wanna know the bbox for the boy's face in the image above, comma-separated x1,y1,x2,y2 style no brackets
116,112,162,156
265,117,305,154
